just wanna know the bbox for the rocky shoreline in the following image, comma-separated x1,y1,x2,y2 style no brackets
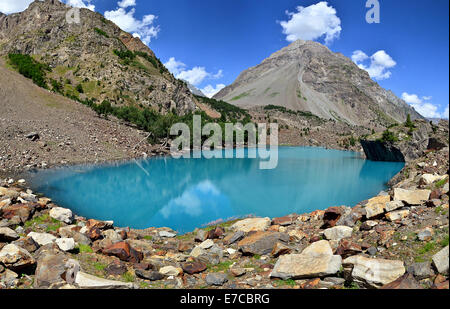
1,143,449,289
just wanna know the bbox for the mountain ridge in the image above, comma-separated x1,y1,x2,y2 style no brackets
214,40,423,127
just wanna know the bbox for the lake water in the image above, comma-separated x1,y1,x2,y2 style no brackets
27,147,404,233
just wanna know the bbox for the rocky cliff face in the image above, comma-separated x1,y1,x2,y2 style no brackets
361,119,449,162
214,40,423,127
0,0,196,114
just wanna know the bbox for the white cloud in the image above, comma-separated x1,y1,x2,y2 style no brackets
352,50,397,80
201,84,226,98
0,0,34,14
177,67,209,86
402,92,443,119
117,0,135,8
104,2,159,45
66,0,95,11
443,106,449,119
164,57,186,75
164,57,223,86
279,1,341,45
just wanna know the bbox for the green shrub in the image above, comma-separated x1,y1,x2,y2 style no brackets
8,53,49,88
94,27,109,38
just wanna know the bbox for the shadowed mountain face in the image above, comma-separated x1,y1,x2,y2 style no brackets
214,40,423,127
0,0,196,114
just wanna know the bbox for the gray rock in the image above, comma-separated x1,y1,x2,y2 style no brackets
34,254,79,288
0,227,19,242
28,232,57,246
225,231,245,245
135,269,164,281
205,273,228,286
55,238,76,252
432,245,449,274
408,262,434,280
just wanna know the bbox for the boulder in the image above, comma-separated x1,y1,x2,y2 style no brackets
321,206,343,228
238,231,289,256
159,231,176,238
135,269,164,281
335,239,363,258
75,272,133,289
365,196,389,219
231,217,271,233
385,200,404,212
0,227,19,242
11,237,39,253
271,242,291,257
181,260,207,275
159,266,182,277
1,203,35,223
385,210,410,222
223,231,244,245
28,232,57,246
420,174,447,185
270,240,342,280
381,273,422,289
393,188,431,205
272,215,294,226
49,207,73,224
0,244,36,272
55,238,76,252
0,187,20,199
205,273,228,286
34,254,80,288
323,226,353,241
102,241,143,263
343,255,405,288
408,262,434,280
432,246,449,274
417,227,434,241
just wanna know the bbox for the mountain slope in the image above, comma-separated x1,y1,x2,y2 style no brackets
0,0,196,114
214,40,423,127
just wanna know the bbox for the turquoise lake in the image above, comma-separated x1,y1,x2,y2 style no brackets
27,147,404,233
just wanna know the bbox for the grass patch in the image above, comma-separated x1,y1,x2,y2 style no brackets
435,178,448,189
122,272,135,282
93,261,107,271
231,90,252,101
208,261,234,272
418,241,437,255
76,244,94,253
24,214,62,232
440,235,449,247
273,279,296,287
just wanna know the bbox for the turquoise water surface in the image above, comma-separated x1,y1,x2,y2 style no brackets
28,147,404,233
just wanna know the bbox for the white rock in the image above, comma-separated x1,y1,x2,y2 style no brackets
159,266,182,277
55,238,76,252
231,217,271,232
420,174,447,185
75,272,133,289
323,226,353,241
49,207,73,224
385,210,410,222
159,231,176,238
393,188,431,205
28,232,57,246
0,227,19,241
343,255,405,288
270,240,341,280
432,246,449,274
199,239,214,249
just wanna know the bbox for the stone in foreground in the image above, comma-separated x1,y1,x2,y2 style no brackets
343,255,405,288
49,207,73,224
75,272,133,289
238,231,289,256
432,246,449,274
0,244,36,272
231,217,271,233
393,188,431,205
323,226,353,241
270,240,341,280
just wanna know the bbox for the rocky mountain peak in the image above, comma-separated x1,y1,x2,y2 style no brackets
214,40,423,127
0,0,196,114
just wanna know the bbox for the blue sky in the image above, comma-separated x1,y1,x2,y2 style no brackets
1,0,448,118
